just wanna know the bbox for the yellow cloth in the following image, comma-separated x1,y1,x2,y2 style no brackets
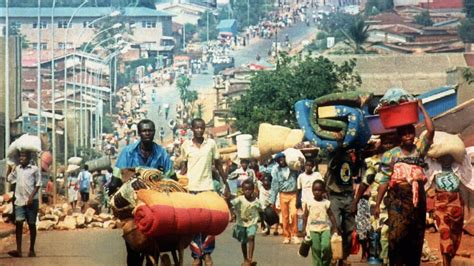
180,138,220,192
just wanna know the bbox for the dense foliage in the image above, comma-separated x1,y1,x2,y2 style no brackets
231,54,361,136
414,10,433,27
364,0,394,16
460,0,474,43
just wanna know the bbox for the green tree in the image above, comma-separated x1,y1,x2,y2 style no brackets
2,23,29,49
365,0,394,16
198,10,219,42
230,54,361,136
465,0,474,18
177,75,199,121
459,18,474,43
414,10,433,26
230,0,273,30
184,23,198,43
319,12,357,43
460,0,474,43
342,17,369,54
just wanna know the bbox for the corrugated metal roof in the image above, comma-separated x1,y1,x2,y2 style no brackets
216,19,236,29
0,7,172,18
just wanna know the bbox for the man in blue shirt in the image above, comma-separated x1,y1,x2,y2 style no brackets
115,119,174,265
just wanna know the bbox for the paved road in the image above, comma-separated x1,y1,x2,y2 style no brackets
140,15,319,143
0,226,309,266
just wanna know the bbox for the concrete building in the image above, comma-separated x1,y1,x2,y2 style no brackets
0,7,174,57
0,37,23,159
157,2,207,25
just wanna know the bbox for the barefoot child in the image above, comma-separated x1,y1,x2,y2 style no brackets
304,179,340,266
232,179,261,266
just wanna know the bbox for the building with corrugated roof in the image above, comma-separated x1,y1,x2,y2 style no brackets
0,7,174,57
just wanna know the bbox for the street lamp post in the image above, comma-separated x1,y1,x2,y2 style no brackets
62,0,88,164
206,10,209,43
50,0,57,204
37,0,42,138
4,0,10,193
78,23,122,149
4,0,10,158
71,10,120,155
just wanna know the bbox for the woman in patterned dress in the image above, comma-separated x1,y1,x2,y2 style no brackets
426,152,473,266
374,99,434,266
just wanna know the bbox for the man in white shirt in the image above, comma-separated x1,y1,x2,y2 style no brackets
7,151,42,257
180,118,229,266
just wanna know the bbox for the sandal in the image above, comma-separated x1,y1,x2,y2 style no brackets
8,250,22,257
192,258,202,266
204,254,213,266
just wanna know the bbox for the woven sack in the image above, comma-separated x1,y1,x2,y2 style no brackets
258,123,291,159
424,131,465,163
284,129,305,149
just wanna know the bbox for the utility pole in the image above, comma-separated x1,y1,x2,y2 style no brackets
4,0,10,193
37,0,42,138
206,10,209,43
247,0,250,27
183,24,186,51
51,0,57,204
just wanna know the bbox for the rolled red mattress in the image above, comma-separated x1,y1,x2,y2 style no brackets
135,190,229,237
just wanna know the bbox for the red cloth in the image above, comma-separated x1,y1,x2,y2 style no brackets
134,205,176,237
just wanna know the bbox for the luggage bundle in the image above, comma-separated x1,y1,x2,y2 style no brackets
295,92,372,153
375,88,419,129
110,167,229,253
257,123,304,159
424,131,466,164
134,190,229,237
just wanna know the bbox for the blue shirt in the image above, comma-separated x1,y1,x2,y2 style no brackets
269,165,299,204
115,141,174,177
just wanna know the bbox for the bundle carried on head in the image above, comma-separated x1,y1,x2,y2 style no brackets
257,123,304,159
110,168,185,219
6,134,42,163
295,92,372,153
424,131,466,164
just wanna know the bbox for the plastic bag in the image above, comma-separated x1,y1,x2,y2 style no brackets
351,229,360,255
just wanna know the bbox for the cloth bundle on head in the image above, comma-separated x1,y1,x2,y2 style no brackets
424,131,466,164
6,134,42,163
295,91,372,153
374,88,416,112
283,148,305,171
257,123,304,159
134,190,229,237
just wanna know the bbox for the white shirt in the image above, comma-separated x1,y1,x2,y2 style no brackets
297,171,323,204
306,198,331,233
257,181,271,207
181,138,220,192
8,164,42,206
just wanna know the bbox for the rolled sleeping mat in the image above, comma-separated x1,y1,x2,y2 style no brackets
309,102,348,140
295,99,340,152
324,105,370,149
314,91,372,108
312,101,370,149
134,190,229,237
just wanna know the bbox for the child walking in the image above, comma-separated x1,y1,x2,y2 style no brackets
304,179,340,266
231,179,261,266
